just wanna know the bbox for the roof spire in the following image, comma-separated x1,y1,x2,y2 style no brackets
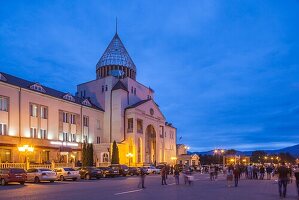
115,17,118,34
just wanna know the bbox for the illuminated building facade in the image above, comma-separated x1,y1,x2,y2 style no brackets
0,31,177,166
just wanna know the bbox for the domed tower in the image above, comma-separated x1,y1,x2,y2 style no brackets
96,33,136,80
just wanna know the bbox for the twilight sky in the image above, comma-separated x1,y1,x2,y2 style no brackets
1,1,299,152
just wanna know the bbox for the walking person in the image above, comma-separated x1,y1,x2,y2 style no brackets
227,165,234,187
294,164,299,198
161,166,167,185
138,167,146,189
233,165,240,187
266,165,273,180
259,165,265,180
174,167,180,185
277,162,289,199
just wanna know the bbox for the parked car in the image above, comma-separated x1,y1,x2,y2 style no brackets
98,167,119,178
54,167,80,181
109,164,129,176
79,167,103,180
0,168,27,186
26,168,56,183
128,167,140,176
146,166,161,174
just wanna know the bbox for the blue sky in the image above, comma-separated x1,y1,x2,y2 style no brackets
1,0,299,151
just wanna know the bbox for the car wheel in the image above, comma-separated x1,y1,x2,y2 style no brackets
19,181,25,185
60,175,64,181
1,179,6,186
153,171,156,174
72,178,77,181
85,174,90,180
34,177,40,184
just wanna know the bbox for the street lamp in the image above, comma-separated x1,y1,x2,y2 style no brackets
171,157,177,166
18,145,34,169
126,153,133,167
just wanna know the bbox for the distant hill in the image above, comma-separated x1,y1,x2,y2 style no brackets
191,144,299,157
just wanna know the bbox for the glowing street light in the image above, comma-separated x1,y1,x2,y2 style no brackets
126,153,133,167
18,145,34,169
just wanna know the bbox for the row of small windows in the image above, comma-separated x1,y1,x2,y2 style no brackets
62,132,76,142
0,124,7,136
0,96,8,112
30,103,91,128
30,83,46,93
30,128,47,139
102,85,108,92
127,118,143,133
63,94,75,102
131,87,136,95
30,104,48,119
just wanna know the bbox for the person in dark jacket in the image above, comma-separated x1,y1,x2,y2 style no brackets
138,168,146,189
161,166,167,185
266,165,273,180
259,165,265,180
294,164,299,197
277,162,289,198
174,167,180,185
233,165,240,187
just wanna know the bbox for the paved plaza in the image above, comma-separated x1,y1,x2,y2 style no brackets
0,173,298,200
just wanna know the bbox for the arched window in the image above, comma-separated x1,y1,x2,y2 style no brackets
102,153,109,163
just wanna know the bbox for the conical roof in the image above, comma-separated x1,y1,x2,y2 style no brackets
96,33,136,71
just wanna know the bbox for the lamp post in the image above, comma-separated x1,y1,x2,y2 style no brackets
18,145,34,169
126,153,133,167
171,156,177,166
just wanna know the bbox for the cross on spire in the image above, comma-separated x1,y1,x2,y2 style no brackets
116,17,118,34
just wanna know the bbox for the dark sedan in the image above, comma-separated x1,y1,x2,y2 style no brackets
98,167,119,178
79,167,103,180
128,167,140,176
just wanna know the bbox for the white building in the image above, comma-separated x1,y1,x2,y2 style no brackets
0,31,177,166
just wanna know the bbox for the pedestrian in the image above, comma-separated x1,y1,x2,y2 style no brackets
266,165,273,180
138,168,146,189
215,165,219,180
247,164,253,179
174,167,180,185
227,165,234,187
277,162,289,199
233,165,240,187
209,165,215,181
294,164,299,198
259,165,265,180
161,166,167,185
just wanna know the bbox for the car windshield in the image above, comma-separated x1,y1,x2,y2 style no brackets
40,169,52,172
111,167,119,170
10,169,25,173
64,168,75,171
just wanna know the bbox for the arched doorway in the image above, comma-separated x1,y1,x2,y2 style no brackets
145,125,156,164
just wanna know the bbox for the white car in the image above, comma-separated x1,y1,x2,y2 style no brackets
54,167,80,181
26,168,57,183
146,166,161,174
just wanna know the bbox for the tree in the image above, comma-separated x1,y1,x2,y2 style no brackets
88,143,94,166
82,142,87,167
111,141,119,164
251,151,267,163
225,149,237,156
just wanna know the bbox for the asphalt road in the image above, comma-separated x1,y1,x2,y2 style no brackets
0,173,298,200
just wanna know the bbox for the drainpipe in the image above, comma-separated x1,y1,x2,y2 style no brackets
18,87,21,142
110,88,112,143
